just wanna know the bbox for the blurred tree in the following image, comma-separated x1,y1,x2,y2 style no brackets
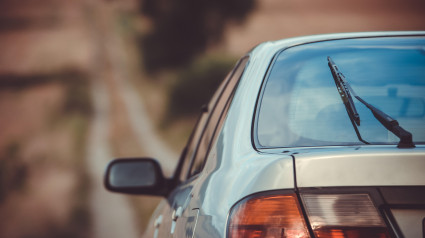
140,0,255,72
167,55,236,118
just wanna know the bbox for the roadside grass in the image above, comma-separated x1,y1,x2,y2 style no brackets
0,70,92,238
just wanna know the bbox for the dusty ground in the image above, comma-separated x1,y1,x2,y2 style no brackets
0,0,166,236
0,82,88,238
0,0,93,237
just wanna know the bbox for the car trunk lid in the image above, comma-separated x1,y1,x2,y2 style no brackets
292,145,425,238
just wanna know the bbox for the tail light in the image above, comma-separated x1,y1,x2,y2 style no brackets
227,193,391,238
301,194,390,238
228,194,310,238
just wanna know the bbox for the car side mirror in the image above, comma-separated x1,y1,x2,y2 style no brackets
104,158,168,196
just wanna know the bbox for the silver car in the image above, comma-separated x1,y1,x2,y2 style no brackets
104,32,425,238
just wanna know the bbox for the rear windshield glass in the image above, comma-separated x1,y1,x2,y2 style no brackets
256,36,425,148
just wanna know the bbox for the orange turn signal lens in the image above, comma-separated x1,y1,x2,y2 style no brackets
228,194,310,238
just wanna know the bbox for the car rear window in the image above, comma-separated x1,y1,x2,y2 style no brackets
256,36,425,148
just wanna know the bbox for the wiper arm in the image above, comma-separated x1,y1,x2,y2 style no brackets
327,56,415,148
354,96,415,148
328,57,367,144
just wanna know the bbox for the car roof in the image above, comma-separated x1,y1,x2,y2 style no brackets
249,31,425,56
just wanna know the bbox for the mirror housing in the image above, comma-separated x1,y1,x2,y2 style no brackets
104,158,170,196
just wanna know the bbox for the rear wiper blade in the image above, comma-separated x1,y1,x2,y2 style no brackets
328,57,360,126
327,56,415,148
328,57,367,144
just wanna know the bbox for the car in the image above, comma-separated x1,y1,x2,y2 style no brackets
104,32,425,238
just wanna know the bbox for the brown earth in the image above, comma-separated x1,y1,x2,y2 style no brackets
0,81,91,238
0,0,93,237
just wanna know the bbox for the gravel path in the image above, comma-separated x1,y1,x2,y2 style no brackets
87,77,140,238
104,15,178,176
85,1,178,238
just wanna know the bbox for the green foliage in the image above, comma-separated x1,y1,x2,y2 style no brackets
167,55,236,118
140,0,255,72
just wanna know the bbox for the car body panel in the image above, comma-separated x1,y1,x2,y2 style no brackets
290,146,425,187
187,145,295,237
391,208,425,238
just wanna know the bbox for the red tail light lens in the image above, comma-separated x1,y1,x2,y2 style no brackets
228,194,310,238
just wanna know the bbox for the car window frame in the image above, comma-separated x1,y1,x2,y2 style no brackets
251,50,282,151
175,64,238,182
253,37,425,149
174,107,209,182
187,56,249,179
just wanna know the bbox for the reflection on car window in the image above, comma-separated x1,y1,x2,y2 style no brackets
178,71,233,181
179,110,208,181
257,37,425,148
189,56,249,177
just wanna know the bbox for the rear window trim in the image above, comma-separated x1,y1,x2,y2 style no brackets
251,35,425,151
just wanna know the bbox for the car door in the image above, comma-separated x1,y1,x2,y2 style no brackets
148,64,234,238
150,57,250,238
171,56,249,238
162,84,227,238
149,108,209,238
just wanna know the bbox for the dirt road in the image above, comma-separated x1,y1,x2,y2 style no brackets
87,76,141,238
85,1,178,238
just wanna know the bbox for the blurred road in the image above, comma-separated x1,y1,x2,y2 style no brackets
85,1,177,238
0,0,178,236
87,74,140,238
